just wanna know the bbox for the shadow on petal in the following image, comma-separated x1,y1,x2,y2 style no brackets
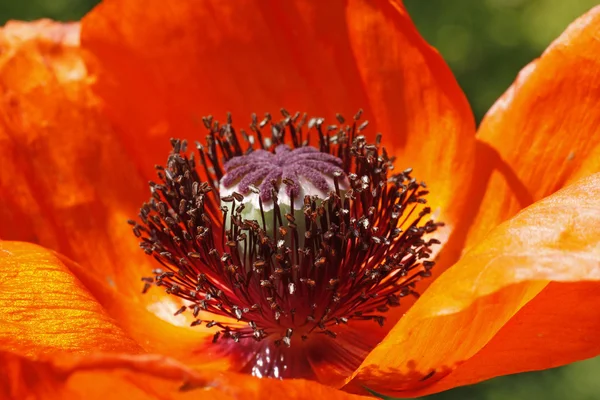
0,351,371,400
467,5,600,247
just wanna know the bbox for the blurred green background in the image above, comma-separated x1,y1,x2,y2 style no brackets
2,0,598,399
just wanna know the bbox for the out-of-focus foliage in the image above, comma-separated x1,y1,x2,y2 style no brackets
405,0,600,122
1,0,599,399
0,0,98,24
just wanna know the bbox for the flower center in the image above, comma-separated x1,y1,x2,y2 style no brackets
130,110,443,380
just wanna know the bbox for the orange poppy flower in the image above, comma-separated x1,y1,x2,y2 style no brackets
1,1,599,399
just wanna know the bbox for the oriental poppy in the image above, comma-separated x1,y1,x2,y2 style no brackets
0,1,599,399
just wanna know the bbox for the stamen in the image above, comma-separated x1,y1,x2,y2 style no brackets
131,109,443,378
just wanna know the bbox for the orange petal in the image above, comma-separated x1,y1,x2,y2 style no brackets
0,241,141,357
0,20,157,303
0,21,219,368
345,0,476,233
345,172,600,396
81,0,476,229
0,351,370,400
466,5,600,248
